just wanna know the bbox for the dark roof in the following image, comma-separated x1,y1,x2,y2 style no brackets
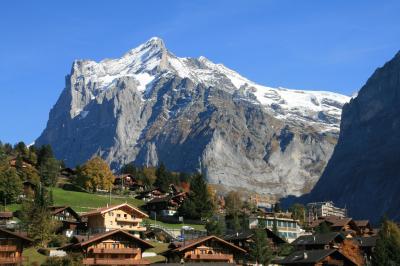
224,229,286,244
0,228,33,243
170,235,246,254
146,196,171,204
224,230,254,241
354,220,370,227
277,249,356,265
49,206,81,221
356,236,378,247
0,212,13,218
292,232,344,246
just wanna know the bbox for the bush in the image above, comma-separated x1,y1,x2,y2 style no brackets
48,234,69,247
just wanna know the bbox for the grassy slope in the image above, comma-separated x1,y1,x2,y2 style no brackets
22,247,47,266
7,187,204,230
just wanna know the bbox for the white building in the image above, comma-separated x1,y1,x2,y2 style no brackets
307,201,346,220
249,216,307,243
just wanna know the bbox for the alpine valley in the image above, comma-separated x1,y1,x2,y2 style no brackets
36,37,350,197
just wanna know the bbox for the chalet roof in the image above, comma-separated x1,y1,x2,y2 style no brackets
356,236,377,247
292,232,345,246
146,196,171,204
80,203,148,218
170,235,246,254
77,229,154,249
49,206,81,221
224,230,254,241
224,228,286,244
354,220,370,227
277,249,356,265
0,228,33,243
323,216,353,227
0,212,13,218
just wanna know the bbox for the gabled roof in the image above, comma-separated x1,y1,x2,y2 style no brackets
277,249,356,265
224,228,286,244
354,220,370,227
0,228,33,243
81,203,148,218
171,235,246,254
356,236,377,248
49,206,81,221
75,229,154,249
292,232,345,246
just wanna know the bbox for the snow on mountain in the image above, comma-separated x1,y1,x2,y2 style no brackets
71,37,349,130
37,37,351,197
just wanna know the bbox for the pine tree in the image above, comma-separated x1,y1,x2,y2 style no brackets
40,157,60,187
205,215,226,236
372,218,400,265
315,221,331,234
249,228,273,265
20,185,60,247
178,174,214,219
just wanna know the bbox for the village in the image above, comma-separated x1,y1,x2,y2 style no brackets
0,142,392,266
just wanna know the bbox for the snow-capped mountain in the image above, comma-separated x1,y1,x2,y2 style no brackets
36,37,350,196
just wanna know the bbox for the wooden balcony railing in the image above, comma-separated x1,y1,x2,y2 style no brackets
0,245,17,252
115,217,142,223
187,253,233,261
91,248,140,254
0,257,23,263
82,258,149,265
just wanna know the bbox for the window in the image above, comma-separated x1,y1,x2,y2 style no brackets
117,214,121,218
110,221,113,225
109,212,114,216
124,214,127,218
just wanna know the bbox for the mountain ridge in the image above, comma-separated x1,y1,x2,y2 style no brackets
36,37,350,197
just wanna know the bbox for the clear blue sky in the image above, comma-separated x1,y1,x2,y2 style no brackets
1,0,399,144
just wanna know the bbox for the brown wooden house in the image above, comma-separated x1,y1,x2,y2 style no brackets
81,203,148,236
65,229,153,265
354,220,373,236
0,228,33,265
164,235,247,264
49,206,84,236
310,216,360,237
277,249,357,266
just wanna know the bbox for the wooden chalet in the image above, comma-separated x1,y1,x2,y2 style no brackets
81,203,148,236
276,249,357,266
144,192,187,217
291,232,345,251
310,216,360,237
65,229,153,265
356,236,377,262
135,188,165,201
353,220,374,236
0,228,33,265
224,228,286,253
164,235,247,264
48,206,84,236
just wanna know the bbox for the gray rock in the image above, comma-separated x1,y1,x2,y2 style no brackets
305,52,400,223
36,37,349,197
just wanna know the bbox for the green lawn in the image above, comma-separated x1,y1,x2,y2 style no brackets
51,187,144,212
8,187,144,213
22,247,47,266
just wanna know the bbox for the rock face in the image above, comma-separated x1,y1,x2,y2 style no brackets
36,37,349,196
305,52,400,223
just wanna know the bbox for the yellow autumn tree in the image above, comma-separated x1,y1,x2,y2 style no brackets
76,157,115,192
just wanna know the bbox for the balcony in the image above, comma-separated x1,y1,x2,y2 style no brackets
115,217,142,223
82,258,149,265
91,248,140,254
0,245,17,252
0,257,23,263
187,253,233,261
